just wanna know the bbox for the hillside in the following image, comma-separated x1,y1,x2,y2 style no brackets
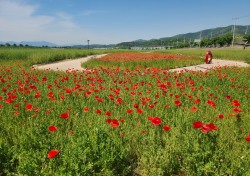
117,25,249,48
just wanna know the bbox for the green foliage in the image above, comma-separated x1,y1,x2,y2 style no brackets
0,48,111,66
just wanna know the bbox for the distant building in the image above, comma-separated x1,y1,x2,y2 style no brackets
194,39,201,43
131,46,166,50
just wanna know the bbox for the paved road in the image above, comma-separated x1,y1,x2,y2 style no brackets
35,54,249,72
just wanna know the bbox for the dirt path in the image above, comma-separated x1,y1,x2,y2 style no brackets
35,54,107,71
35,54,249,72
170,59,249,72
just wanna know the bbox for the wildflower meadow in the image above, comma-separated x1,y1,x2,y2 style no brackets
0,48,250,175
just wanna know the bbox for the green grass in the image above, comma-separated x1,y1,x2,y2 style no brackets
0,48,114,66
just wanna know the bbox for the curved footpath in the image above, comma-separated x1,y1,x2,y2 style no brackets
35,54,249,72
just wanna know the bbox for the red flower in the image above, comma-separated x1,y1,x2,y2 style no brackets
48,125,57,132
48,149,59,159
231,100,240,107
201,123,218,133
233,108,243,113
163,125,171,131
245,137,250,142
60,112,69,119
207,99,214,105
174,100,182,106
116,97,123,104
5,99,14,104
134,104,139,109
96,109,102,114
105,111,111,116
191,106,198,112
194,99,201,104
84,107,89,112
127,109,133,114
244,133,250,142
218,114,225,119
150,117,162,126
137,109,143,114
34,92,41,98
193,121,203,129
26,103,33,111
110,119,120,128
106,118,111,124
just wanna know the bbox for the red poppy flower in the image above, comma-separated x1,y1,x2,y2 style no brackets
148,104,155,108
193,121,203,129
201,123,218,133
194,99,201,104
48,125,57,132
96,109,102,114
150,117,162,126
137,109,143,114
134,104,139,109
83,107,89,112
110,119,120,128
26,103,33,111
245,137,250,142
218,114,225,119
127,109,133,114
116,97,122,104
191,106,198,112
34,92,41,98
231,100,240,107
206,100,214,105
105,111,111,116
163,125,171,131
106,118,111,124
60,112,69,119
233,108,243,113
47,149,59,159
174,100,182,106
5,99,14,104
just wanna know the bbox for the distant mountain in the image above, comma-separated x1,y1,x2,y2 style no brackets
0,41,57,47
117,25,250,48
132,39,147,43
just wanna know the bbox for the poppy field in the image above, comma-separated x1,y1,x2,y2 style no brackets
82,52,203,70
0,49,250,176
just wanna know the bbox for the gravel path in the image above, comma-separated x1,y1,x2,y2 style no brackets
35,54,249,72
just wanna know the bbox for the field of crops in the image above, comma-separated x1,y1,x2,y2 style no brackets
0,48,250,175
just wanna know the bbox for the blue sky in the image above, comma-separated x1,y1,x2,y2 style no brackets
0,0,250,45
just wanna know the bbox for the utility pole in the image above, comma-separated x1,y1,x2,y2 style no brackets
245,25,249,34
87,40,90,49
199,31,202,48
232,17,238,47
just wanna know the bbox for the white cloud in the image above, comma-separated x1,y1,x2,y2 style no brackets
0,0,98,45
